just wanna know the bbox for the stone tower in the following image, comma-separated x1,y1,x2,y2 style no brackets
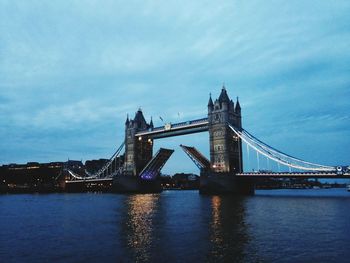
124,109,153,176
208,87,243,173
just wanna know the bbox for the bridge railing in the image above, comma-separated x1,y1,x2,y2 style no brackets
236,171,350,178
189,117,208,124
151,127,164,132
237,171,338,175
138,117,209,134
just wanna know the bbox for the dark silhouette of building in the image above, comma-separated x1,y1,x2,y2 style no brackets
172,173,200,189
0,162,64,193
85,159,109,174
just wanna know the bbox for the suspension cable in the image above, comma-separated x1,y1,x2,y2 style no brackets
240,128,333,170
242,129,333,169
65,141,125,180
228,124,335,172
94,141,125,178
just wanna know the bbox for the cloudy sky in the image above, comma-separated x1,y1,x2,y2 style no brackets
1,0,349,174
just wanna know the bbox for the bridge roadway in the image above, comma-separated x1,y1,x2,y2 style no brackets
236,172,350,179
135,118,209,139
65,178,113,184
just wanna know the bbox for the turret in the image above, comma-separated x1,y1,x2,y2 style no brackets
208,93,214,112
150,117,154,129
125,114,130,126
229,99,234,111
133,108,148,129
235,97,241,114
218,86,230,110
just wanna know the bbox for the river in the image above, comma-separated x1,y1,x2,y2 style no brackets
1,189,350,262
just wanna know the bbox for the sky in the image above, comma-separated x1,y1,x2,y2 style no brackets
0,0,349,175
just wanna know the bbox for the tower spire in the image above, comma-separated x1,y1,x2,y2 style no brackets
218,86,230,104
150,116,154,128
208,93,214,107
235,96,241,113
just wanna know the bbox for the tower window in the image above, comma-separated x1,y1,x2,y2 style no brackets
214,144,224,151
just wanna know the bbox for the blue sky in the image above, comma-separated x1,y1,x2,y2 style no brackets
0,0,349,174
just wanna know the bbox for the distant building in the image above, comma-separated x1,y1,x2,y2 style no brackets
172,173,199,189
85,154,124,174
0,161,65,193
64,160,84,176
85,159,109,174
65,160,84,169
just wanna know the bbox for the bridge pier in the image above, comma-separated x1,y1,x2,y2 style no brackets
200,172,255,195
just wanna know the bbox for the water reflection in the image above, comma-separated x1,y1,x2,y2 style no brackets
121,194,160,262
119,192,252,262
208,196,250,262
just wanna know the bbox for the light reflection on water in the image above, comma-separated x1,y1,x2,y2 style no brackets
210,195,227,260
119,193,252,262
124,194,159,263
211,196,223,246
207,195,252,262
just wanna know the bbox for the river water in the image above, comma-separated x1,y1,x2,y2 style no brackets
1,189,350,263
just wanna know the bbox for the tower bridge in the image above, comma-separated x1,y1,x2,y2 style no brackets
65,86,349,194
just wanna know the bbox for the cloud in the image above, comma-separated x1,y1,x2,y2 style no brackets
0,0,349,170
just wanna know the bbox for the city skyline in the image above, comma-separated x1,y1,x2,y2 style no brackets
1,1,349,174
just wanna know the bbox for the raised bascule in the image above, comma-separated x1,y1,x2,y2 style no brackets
65,86,350,194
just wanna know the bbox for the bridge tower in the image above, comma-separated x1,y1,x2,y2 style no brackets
208,87,243,173
201,86,252,194
124,109,153,176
